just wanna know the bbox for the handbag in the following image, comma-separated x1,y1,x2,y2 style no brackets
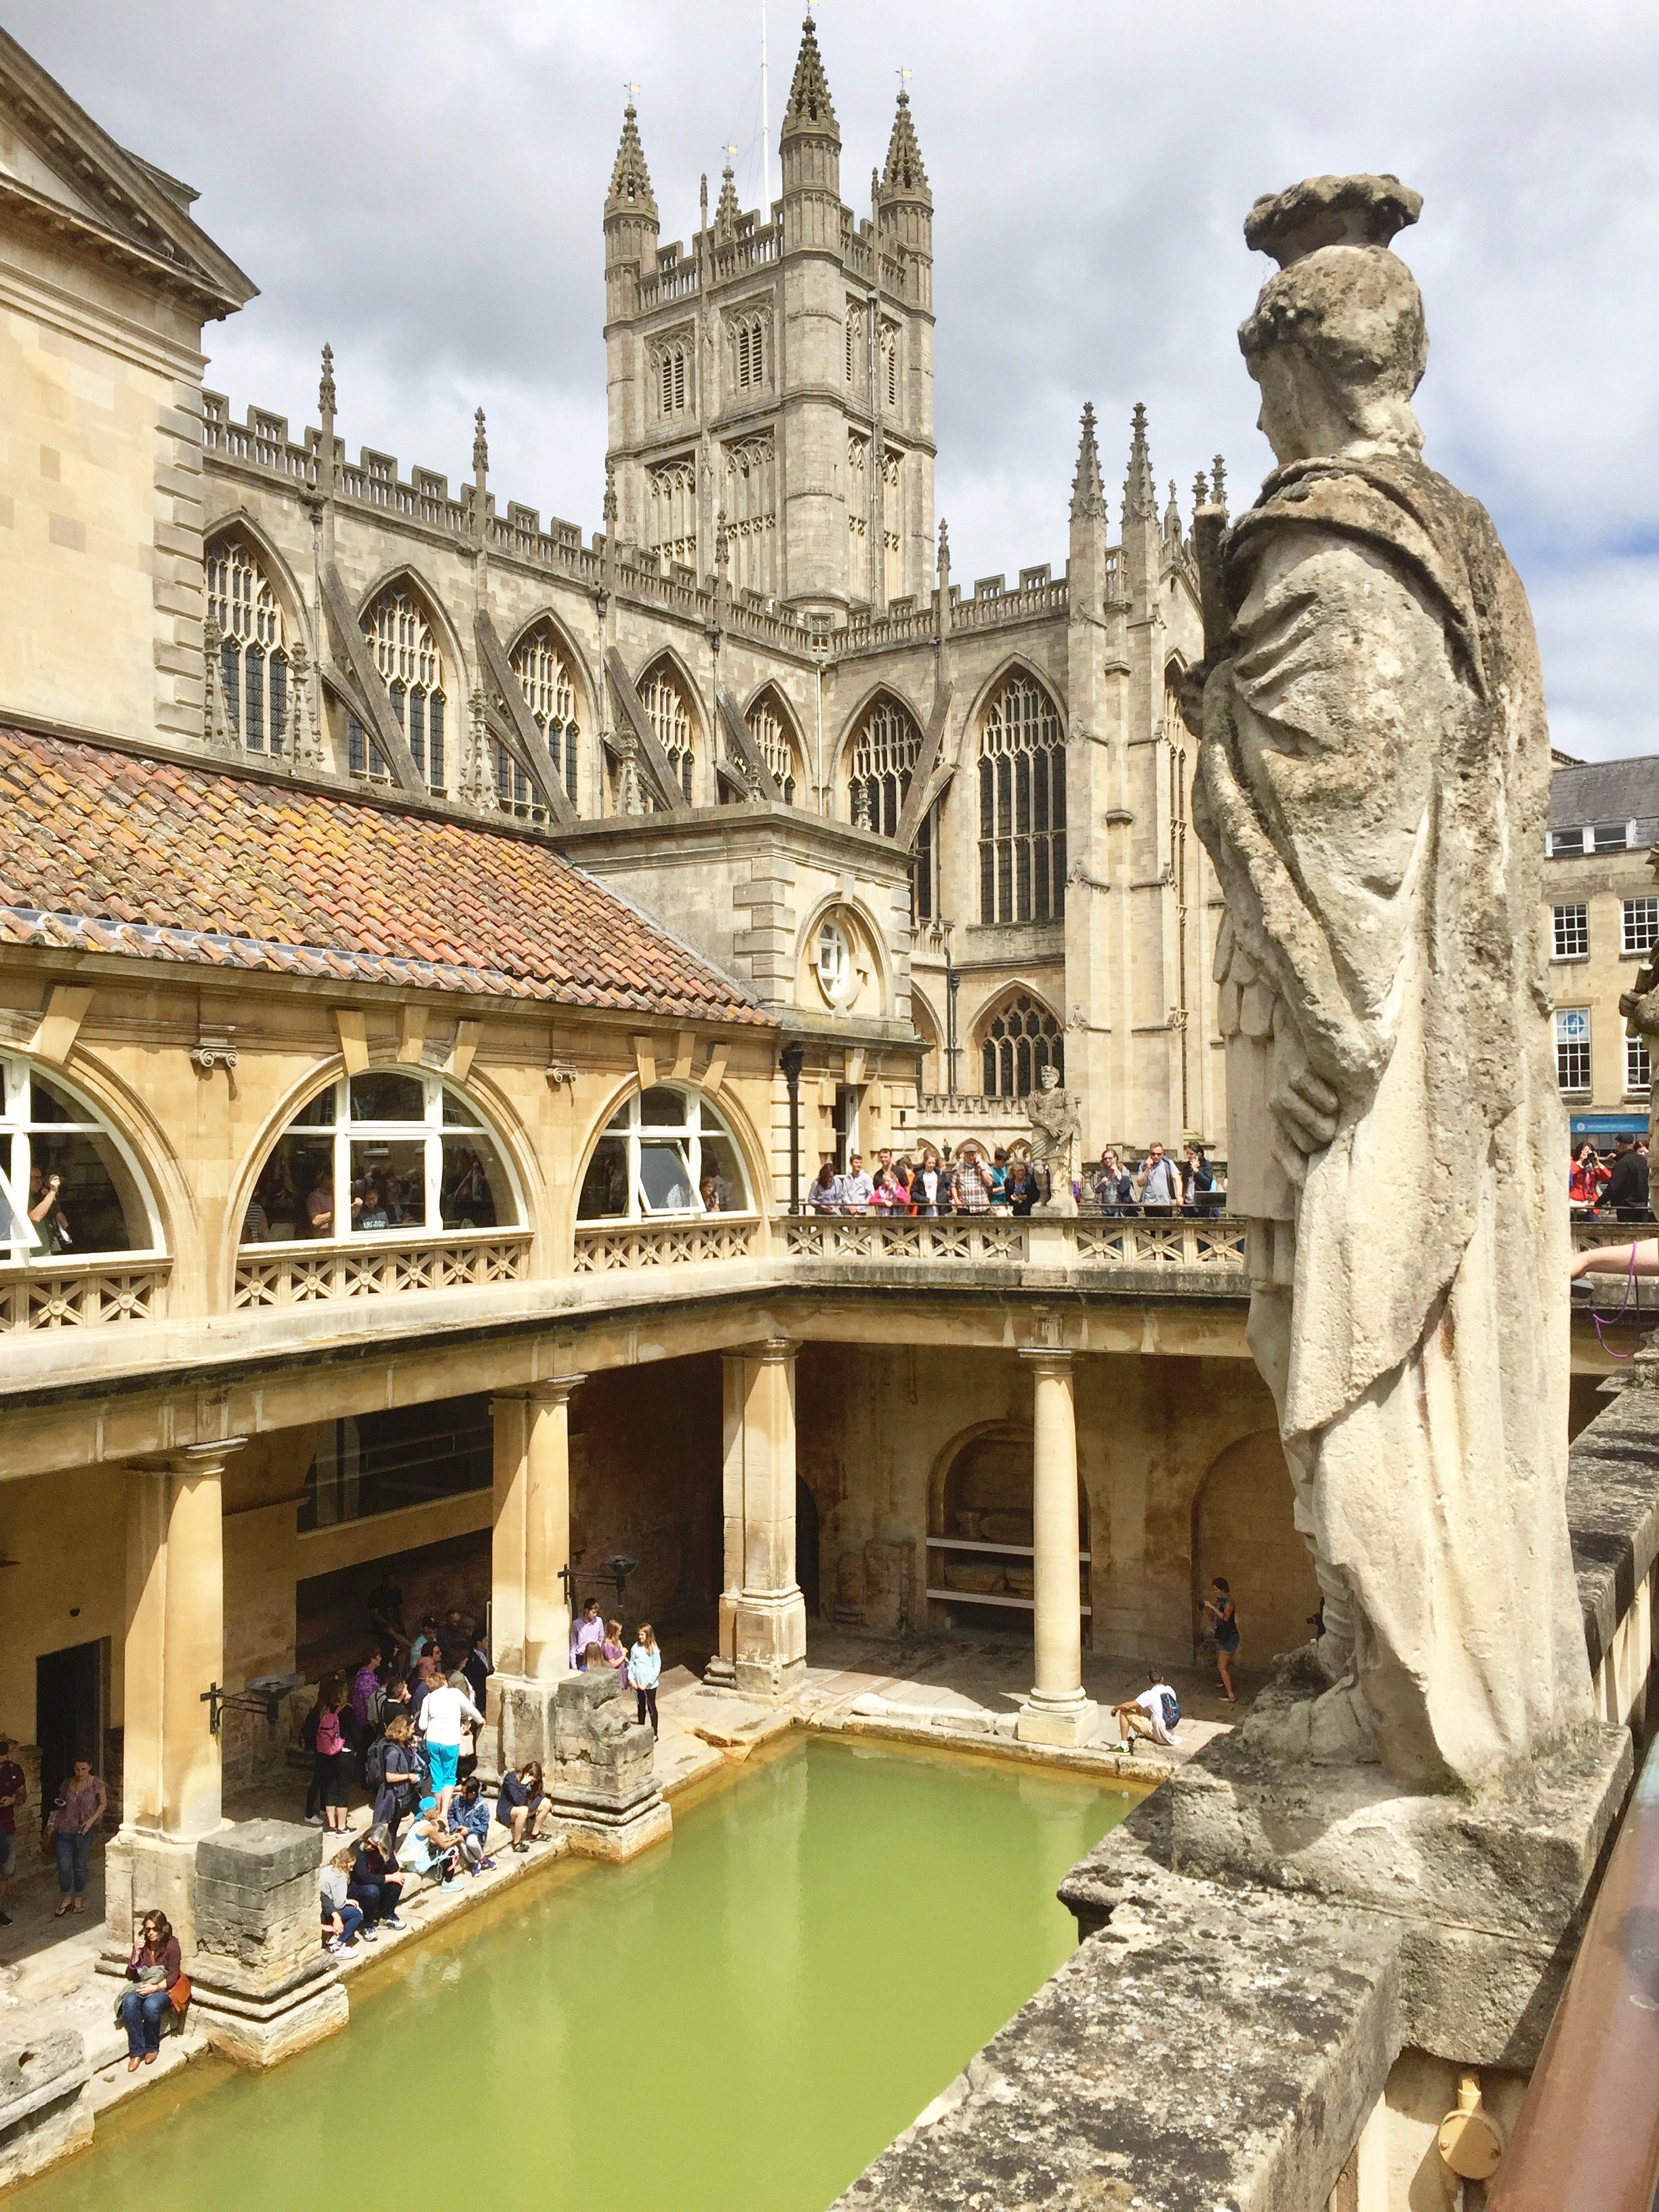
167,1973,191,2014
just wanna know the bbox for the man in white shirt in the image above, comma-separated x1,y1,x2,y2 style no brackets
840,1151,875,1214
1110,1675,1181,1753
1134,1141,1182,1214
416,1676,485,1818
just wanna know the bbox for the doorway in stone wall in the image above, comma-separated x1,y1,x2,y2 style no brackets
928,1424,1091,1645
1191,1429,1319,1669
35,1637,106,1821
796,1477,821,1617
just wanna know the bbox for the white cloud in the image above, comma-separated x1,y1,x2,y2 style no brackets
9,0,1656,755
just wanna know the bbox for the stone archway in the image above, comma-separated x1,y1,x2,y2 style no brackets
930,1423,1090,1639
1191,1428,1319,1668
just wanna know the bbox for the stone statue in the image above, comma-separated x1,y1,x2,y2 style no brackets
1025,1064,1082,1216
1189,174,1591,1790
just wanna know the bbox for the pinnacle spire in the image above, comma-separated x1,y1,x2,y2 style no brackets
606,98,657,216
318,342,336,421
1163,478,1182,539
714,162,741,240
1123,401,1157,525
881,84,930,202
472,407,489,479
783,14,837,134
1071,401,1106,523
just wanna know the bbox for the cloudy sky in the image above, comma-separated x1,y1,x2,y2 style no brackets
14,1,1658,758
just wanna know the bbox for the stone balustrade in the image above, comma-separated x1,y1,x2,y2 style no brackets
572,1218,760,1272
0,1256,171,1331
231,1232,531,1308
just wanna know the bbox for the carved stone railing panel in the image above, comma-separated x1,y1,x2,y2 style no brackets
1,1261,171,1330
572,1220,758,1272
782,1218,1030,1264
232,1235,531,1308
1071,1218,1248,1269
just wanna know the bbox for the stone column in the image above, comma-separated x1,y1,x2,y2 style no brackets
488,1378,582,1776
104,1442,244,1957
710,1338,806,1700
1016,1351,1098,1747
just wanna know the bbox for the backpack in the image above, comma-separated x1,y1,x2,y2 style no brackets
1156,1686,1181,1730
365,1736,391,1789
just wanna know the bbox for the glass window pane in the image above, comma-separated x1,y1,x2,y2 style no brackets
0,1163,33,1248
27,1076,82,1126
25,1128,146,1254
440,1136,510,1229
288,1086,335,1129
638,1142,695,1212
605,1101,634,1132
243,1132,332,1243
697,1134,747,1212
638,1086,691,1128
348,1139,428,1231
349,1071,426,1123
578,1135,630,1218
443,1088,483,1128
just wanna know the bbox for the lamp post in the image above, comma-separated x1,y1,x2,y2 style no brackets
780,1040,805,1213
944,950,961,1099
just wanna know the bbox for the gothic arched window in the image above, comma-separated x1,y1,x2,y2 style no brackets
359,584,447,792
511,622,581,807
639,659,696,805
978,672,1066,924
747,690,799,806
733,312,767,392
846,302,861,386
979,991,1063,1100
655,340,690,418
880,321,899,409
647,455,698,569
206,536,289,755
847,695,920,837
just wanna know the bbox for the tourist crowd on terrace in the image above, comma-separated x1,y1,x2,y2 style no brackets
805,1142,1225,1218
1570,1133,1653,1222
300,1589,663,1962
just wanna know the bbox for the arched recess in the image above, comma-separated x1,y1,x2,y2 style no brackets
975,663,1067,925
839,686,924,834
505,611,592,811
1191,1429,1319,1668
0,1048,171,1266
572,1077,766,1226
741,681,806,805
634,648,706,808
352,567,466,794
232,1062,529,1254
204,516,311,758
910,984,943,1097
974,983,1065,1099
927,1419,1090,1639
794,890,892,1021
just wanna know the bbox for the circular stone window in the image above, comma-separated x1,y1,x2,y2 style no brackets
815,916,855,1008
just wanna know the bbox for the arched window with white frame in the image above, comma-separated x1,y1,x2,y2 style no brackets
358,583,447,793
638,658,696,805
241,1069,520,1247
847,694,921,836
577,1086,751,1221
511,621,581,808
978,672,1066,924
0,1055,161,1263
206,535,289,755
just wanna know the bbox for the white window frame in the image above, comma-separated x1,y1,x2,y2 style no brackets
1551,903,1589,960
577,1086,752,1223
1626,1033,1652,1097
243,1071,523,1250
815,918,854,1007
1624,899,1659,957
1555,1008,1592,1094
0,1053,164,1264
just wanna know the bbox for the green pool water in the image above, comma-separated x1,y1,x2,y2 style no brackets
23,1738,1134,2212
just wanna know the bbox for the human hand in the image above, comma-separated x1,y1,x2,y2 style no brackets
1271,1066,1340,1155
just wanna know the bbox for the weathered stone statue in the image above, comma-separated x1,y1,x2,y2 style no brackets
1025,1063,1082,1216
1189,174,1592,1790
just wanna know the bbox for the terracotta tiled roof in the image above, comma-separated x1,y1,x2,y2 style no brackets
0,728,770,1023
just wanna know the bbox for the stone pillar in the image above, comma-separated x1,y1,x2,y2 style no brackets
550,1671,671,1861
104,1442,243,1959
189,1818,347,2066
487,1378,581,1776
1016,1351,1098,1747
710,1338,806,1700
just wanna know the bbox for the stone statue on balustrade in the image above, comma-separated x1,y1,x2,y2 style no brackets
1025,1064,1082,1216
1188,173,1592,1791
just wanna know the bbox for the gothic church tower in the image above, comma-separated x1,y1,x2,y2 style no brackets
602,15,935,620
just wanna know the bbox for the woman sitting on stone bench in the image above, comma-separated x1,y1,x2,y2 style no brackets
119,1909,184,2071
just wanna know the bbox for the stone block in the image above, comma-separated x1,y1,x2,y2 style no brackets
489,1673,560,1780
192,1818,326,2002
1015,1694,1099,1749
550,1671,670,1862
102,1828,201,1963
0,2029,93,2192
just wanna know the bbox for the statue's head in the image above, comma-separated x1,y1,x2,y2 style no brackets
1039,1065,1059,1090
1239,175,1427,466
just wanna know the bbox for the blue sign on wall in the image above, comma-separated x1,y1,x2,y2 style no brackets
1570,1113,1651,1137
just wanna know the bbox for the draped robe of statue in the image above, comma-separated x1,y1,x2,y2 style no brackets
1193,451,1593,1790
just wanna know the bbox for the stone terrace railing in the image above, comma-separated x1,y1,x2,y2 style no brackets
232,1233,532,1308
783,1216,1031,1265
0,1257,172,1330
573,1219,760,1271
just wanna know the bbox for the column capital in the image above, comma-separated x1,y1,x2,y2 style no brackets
722,1336,797,1370
493,1375,587,1411
122,1440,249,1479
1019,1345,1074,1371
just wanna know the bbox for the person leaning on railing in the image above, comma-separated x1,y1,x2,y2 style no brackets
1134,1141,1183,1214
950,1147,993,1216
806,1157,842,1214
1572,1236,1659,1286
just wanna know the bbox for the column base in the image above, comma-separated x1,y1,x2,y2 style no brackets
194,1971,349,2069
100,1828,205,1965
703,1655,738,1690
553,1790,674,1863
733,1588,807,1703
1015,1693,1100,1749
487,1671,565,1781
